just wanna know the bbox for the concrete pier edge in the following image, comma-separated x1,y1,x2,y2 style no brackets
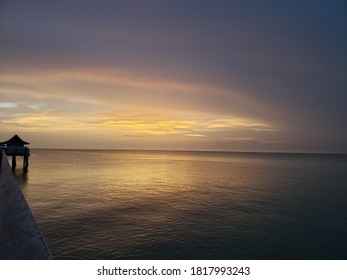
0,150,52,259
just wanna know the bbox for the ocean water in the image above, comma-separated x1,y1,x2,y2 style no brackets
13,150,347,259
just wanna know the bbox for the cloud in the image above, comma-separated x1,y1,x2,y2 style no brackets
0,65,280,120
99,117,273,137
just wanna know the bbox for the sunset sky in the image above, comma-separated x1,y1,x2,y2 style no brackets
1,0,346,152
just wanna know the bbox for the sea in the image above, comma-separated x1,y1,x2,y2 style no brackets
12,149,347,260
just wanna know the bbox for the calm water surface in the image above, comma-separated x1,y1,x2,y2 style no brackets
14,150,347,259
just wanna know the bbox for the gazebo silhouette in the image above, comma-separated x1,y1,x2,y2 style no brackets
0,134,30,171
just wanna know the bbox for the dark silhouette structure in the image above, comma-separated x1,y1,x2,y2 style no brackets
0,135,30,171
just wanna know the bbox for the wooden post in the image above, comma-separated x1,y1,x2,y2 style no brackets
23,155,29,171
12,155,16,171
23,147,29,171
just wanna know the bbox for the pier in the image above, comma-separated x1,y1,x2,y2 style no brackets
0,149,52,259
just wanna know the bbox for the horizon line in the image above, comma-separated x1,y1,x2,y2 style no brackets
27,147,347,156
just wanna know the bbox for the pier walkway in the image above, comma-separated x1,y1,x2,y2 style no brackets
0,150,52,259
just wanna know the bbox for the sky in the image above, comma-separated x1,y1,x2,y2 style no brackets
0,0,346,152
